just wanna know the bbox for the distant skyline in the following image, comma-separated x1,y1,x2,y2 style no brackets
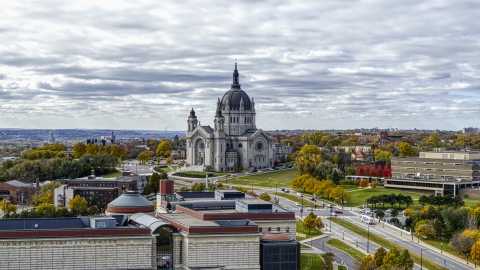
1,1,479,130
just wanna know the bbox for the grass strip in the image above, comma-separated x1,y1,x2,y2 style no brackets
296,220,322,239
326,238,365,261
329,217,447,270
275,193,317,207
300,254,325,270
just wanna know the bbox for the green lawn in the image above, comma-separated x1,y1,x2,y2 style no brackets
463,198,480,208
300,254,325,270
102,171,122,178
340,185,361,191
326,239,364,261
423,238,465,261
296,220,323,239
339,188,423,207
156,167,171,172
328,217,447,270
219,169,298,188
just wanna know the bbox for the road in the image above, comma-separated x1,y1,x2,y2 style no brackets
275,195,471,270
309,236,357,270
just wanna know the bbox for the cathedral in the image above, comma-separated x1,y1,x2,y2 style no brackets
186,63,274,172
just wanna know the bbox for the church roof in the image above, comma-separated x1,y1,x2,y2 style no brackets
220,63,252,110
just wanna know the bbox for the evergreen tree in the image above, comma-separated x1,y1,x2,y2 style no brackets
397,249,414,270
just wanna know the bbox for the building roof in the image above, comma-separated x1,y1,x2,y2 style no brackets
0,218,84,231
107,190,154,213
220,64,252,110
260,232,292,241
5,180,34,187
129,213,177,233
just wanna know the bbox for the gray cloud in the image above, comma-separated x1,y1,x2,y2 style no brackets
0,0,479,130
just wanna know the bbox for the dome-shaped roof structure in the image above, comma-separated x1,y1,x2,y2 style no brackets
220,63,252,110
106,190,155,215
260,232,292,241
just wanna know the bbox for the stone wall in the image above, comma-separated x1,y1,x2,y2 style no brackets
459,188,480,199
0,236,156,269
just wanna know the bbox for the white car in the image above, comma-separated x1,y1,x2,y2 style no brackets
329,212,337,217
258,170,263,173
386,208,393,213
307,207,313,211
295,202,301,206
246,172,251,175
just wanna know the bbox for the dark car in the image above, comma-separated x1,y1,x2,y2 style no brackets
334,209,343,214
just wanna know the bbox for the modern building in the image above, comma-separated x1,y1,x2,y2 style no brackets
185,63,274,172
105,190,155,217
463,127,479,134
386,151,480,195
0,215,157,269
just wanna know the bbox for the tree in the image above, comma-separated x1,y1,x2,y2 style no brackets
418,195,429,207
415,220,437,239
35,203,55,213
314,217,324,231
397,249,414,270
450,231,476,254
292,174,317,192
68,195,88,213
374,149,393,165
330,186,350,208
0,198,17,214
390,209,399,217
370,181,377,189
331,170,340,185
302,212,317,233
471,240,480,260
144,172,166,195
382,246,400,269
137,150,153,163
31,181,62,206
375,210,385,221
359,179,368,189
398,141,418,157
356,254,376,270
313,160,335,180
156,140,173,158
73,142,87,158
298,144,322,155
259,193,271,202
166,156,174,165
373,247,387,268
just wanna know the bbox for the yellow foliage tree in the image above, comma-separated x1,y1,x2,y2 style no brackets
35,203,55,213
314,217,324,231
259,193,271,202
358,254,376,270
292,174,317,192
330,186,350,207
295,154,322,174
0,199,17,214
166,157,174,165
68,195,88,212
31,181,62,206
314,180,336,199
370,181,377,189
471,240,480,260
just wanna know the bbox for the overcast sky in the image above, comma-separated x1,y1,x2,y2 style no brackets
1,0,479,131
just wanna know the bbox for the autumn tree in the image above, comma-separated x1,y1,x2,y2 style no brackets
314,217,325,231
397,249,414,270
31,181,62,206
0,198,17,214
73,142,87,158
370,181,377,189
374,149,393,165
307,131,323,146
292,174,317,192
415,219,437,239
68,195,88,213
382,246,400,269
330,186,350,208
359,179,368,189
137,150,153,163
302,212,317,234
373,247,387,268
259,193,271,202
166,156,174,165
398,141,418,157
156,140,173,158
144,171,168,195
471,239,480,260
356,254,376,270
35,203,55,213
314,180,336,199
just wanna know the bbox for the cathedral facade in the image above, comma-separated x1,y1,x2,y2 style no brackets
186,63,274,172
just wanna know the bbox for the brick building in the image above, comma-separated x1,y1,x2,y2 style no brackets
0,180,39,205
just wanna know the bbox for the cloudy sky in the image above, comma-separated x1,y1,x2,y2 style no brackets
1,0,479,131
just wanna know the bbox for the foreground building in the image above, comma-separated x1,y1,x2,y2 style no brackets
386,151,480,195
186,63,274,172
0,215,157,269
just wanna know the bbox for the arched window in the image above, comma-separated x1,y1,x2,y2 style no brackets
230,116,232,122
237,116,239,123
226,143,230,148
239,143,243,147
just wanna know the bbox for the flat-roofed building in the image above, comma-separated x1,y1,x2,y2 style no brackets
386,151,480,195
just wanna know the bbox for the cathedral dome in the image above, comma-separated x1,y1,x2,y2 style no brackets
220,62,252,110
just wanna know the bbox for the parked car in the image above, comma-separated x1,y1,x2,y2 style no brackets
307,207,313,211
327,204,333,208
334,209,343,214
386,208,393,213
285,190,289,193
258,170,263,173
297,192,302,197
245,172,251,175
281,188,285,191
295,202,301,206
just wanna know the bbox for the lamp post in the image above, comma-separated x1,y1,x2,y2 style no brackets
467,252,470,265
329,217,332,233
276,185,278,197
440,243,442,253
367,225,370,253
204,165,209,192
342,230,345,240
269,177,272,189
420,248,425,270
301,195,304,218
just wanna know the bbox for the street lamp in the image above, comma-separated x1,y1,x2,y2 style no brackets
342,230,345,240
329,217,332,233
467,252,470,265
440,243,442,253
269,177,272,189
204,165,209,192
420,248,426,270
367,225,370,254
301,195,304,218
